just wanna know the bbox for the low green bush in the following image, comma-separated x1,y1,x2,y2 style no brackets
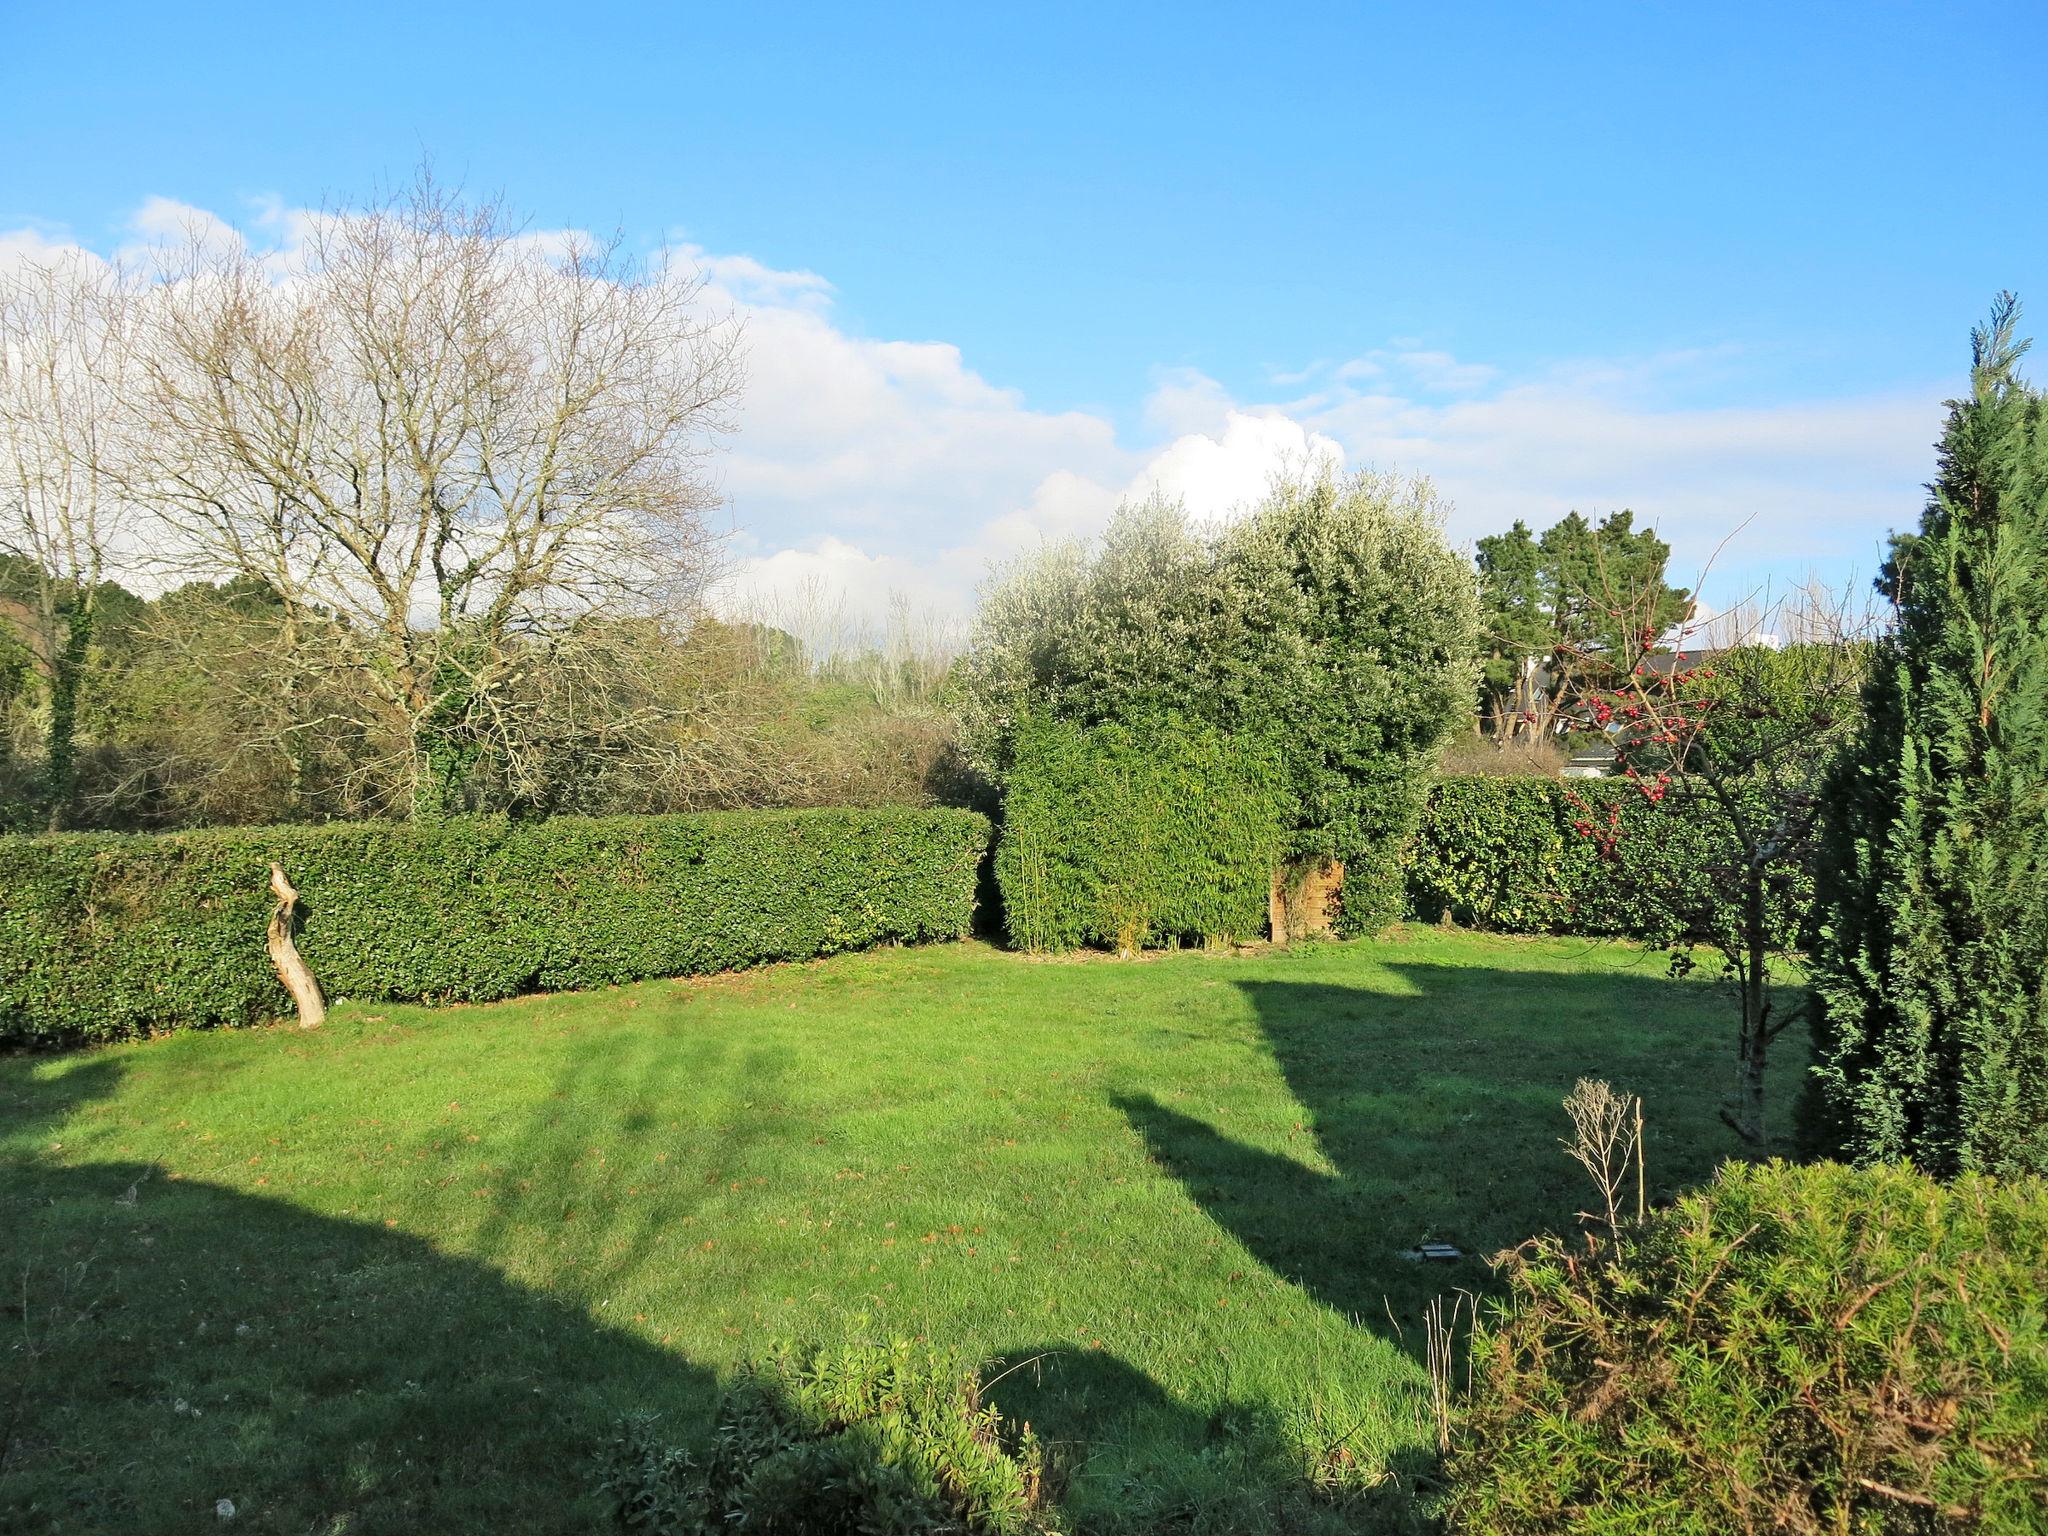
996,716,1288,952
1446,1159,2048,1534
0,807,990,1047
599,1340,1052,1535
1405,774,1812,944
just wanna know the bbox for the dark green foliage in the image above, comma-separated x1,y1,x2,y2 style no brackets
957,473,1479,938
996,716,1287,952
1405,775,1812,946
1473,511,1689,738
1445,1159,2048,1535
0,558,148,832
1406,776,1618,934
598,1342,1051,1535
1807,297,2048,1177
0,806,990,1047
1473,522,1549,734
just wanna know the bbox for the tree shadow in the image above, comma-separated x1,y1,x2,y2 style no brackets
459,1029,796,1306
0,1054,721,1534
1,1042,1443,1535
985,1344,1436,1533
1118,960,1780,1343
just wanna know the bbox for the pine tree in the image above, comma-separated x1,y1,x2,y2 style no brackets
1805,295,2048,1177
1472,511,1689,741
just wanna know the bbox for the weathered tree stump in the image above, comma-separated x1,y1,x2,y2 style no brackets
1269,859,1344,943
265,863,327,1028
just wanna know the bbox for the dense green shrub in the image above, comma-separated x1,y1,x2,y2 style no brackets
1405,775,1812,945
0,807,990,1047
955,471,1479,938
1807,299,2048,1177
598,1341,1051,1535
1405,776,1611,933
996,716,1288,952
1446,1159,2048,1534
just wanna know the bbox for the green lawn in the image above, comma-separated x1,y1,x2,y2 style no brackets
1,929,1802,1533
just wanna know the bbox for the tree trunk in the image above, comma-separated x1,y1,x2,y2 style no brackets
42,603,91,833
265,863,327,1028
1723,870,1772,1144
1727,1026,1768,1144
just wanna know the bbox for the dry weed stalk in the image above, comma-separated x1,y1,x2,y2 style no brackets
1561,1077,1646,1235
1423,1291,1473,1455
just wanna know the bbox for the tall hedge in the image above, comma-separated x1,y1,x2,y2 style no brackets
1405,775,1811,944
996,717,1287,952
955,471,1479,937
0,807,990,1048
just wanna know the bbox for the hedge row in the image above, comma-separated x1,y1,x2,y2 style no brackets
1404,774,1812,944
0,807,991,1047
996,717,1288,952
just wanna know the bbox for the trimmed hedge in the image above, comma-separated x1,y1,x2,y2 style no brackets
996,716,1288,953
1446,1159,2048,1534
1405,774,1813,944
0,807,991,1047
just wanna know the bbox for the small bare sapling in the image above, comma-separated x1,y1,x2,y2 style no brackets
1561,1077,1645,1234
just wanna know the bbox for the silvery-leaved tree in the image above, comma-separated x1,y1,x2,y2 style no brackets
124,173,744,819
954,469,1479,932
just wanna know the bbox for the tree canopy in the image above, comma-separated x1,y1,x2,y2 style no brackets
1474,510,1690,739
955,469,1479,930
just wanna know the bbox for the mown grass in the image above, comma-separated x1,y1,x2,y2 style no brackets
1,929,1802,1533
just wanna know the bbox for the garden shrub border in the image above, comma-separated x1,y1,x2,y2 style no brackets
1404,774,1810,942
0,807,990,1047
995,716,1289,953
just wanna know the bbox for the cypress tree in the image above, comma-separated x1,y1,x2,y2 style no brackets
1805,295,2048,1177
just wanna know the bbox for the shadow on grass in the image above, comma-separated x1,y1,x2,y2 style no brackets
2,1050,1439,1534
0,1055,722,1534
1119,960,1773,1340
463,1032,798,1306
2,953,1772,1533
984,1344,1440,1533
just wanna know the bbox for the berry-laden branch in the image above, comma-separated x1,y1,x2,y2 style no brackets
1547,546,1873,1144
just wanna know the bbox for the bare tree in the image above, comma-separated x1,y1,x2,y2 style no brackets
122,174,744,818
0,253,134,829
1567,573,1875,1143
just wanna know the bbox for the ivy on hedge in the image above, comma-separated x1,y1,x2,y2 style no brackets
1404,774,1813,943
0,807,990,1047
996,716,1287,953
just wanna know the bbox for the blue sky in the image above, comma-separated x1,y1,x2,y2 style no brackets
6,1,2045,617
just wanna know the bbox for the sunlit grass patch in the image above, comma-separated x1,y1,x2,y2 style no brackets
1,929,1788,1533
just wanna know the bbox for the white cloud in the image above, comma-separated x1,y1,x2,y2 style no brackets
676,244,834,311
1142,365,1236,436
1127,409,1344,523
0,225,103,276
1387,349,1501,394
3,196,1940,628
116,196,250,270
702,273,1131,553
1289,363,1937,584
